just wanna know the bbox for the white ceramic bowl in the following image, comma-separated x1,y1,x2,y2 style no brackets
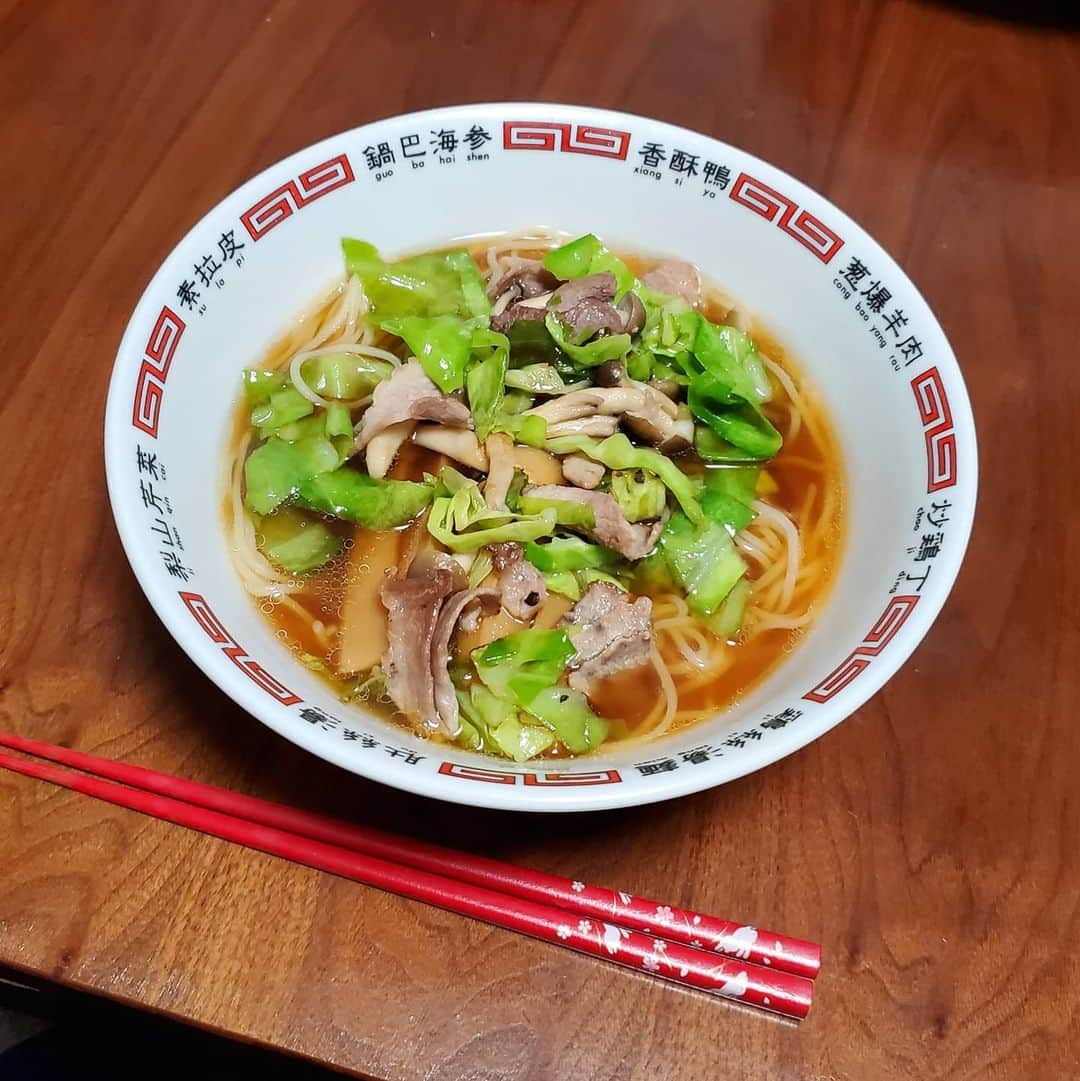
104,103,976,812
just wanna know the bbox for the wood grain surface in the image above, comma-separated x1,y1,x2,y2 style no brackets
2,2,1078,1078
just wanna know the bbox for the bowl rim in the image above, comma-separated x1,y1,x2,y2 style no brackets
104,101,978,812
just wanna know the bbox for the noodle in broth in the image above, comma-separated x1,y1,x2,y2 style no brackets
224,231,844,757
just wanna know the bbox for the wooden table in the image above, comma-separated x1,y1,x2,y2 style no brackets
2,2,1078,1078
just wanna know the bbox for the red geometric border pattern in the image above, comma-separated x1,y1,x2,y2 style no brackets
439,762,623,786
911,367,957,492
729,172,843,264
131,306,185,438
503,121,630,160
178,591,301,706
240,154,355,241
803,595,920,703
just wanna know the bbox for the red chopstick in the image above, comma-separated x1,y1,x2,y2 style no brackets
0,745,813,1020
0,733,819,981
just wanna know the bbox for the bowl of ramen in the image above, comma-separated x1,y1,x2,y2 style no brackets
104,104,976,811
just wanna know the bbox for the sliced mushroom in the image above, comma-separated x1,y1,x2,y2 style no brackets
509,445,564,485
411,425,488,471
364,420,415,479
526,381,689,449
649,377,683,401
532,384,676,420
623,402,695,453
484,432,516,509
616,291,646,335
596,360,625,387
546,415,620,438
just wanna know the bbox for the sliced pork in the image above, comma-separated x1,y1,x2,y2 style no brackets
560,582,653,691
525,484,664,560
490,542,547,620
561,454,605,489
379,564,459,730
431,587,500,731
642,260,701,305
548,272,623,340
489,262,560,334
356,361,470,450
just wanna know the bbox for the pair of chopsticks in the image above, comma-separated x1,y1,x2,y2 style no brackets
0,733,818,1019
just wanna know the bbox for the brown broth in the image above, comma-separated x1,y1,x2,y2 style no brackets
227,240,845,750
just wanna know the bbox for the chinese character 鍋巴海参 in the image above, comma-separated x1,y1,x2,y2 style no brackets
463,125,491,151
430,128,458,154
362,143,395,170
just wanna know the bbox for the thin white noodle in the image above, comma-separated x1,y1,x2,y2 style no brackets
668,628,710,669
763,354,801,442
751,499,801,610
750,610,814,632
736,531,773,565
225,432,302,598
643,641,679,739
289,343,404,406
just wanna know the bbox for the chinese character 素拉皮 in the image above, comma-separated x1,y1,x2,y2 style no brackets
898,336,924,366
668,149,699,177
342,729,379,748
160,550,191,581
761,707,803,730
637,758,677,776
176,280,200,310
702,161,731,188
193,253,222,288
883,307,909,336
841,257,870,289
463,124,491,151
680,747,713,765
399,134,425,159
384,746,424,765
430,128,457,154
299,707,339,731
638,142,666,168
362,142,395,170
860,279,892,314
136,446,159,479
927,501,952,528
217,230,245,263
